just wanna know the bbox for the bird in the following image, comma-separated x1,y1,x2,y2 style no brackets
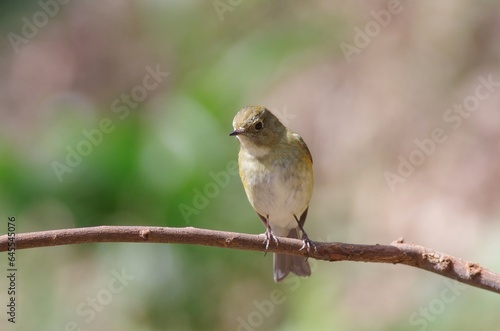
229,106,314,282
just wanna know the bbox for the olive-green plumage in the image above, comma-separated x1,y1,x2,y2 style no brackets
230,106,314,282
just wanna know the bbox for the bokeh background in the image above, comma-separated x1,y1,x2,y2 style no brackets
1,1,500,330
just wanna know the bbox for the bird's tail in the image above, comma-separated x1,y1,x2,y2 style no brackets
273,228,311,282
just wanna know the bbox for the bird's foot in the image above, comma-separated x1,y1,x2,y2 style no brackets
299,232,317,261
293,213,316,260
263,228,279,256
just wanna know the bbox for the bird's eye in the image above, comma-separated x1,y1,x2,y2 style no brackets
254,121,263,131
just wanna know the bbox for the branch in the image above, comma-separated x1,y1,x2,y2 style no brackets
1,226,499,294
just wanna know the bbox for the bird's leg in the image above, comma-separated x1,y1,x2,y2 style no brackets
293,214,317,259
258,214,279,256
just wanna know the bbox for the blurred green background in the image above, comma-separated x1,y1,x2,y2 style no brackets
1,1,500,330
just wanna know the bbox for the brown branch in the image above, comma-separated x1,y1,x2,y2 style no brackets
1,226,499,294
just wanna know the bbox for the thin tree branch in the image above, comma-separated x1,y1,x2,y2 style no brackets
1,226,499,294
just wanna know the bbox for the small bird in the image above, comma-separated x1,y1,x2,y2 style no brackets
229,106,314,282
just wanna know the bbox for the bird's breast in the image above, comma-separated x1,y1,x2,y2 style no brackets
239,150,313,229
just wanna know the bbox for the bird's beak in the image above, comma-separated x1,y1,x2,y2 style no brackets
229,129,243,136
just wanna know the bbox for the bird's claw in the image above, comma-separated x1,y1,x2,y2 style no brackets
263,229,279,256
299,235,317,261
